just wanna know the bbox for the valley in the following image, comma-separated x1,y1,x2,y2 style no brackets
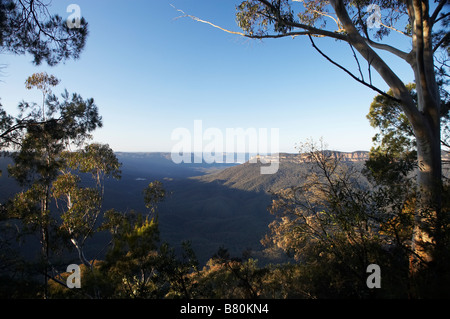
0,151,369,266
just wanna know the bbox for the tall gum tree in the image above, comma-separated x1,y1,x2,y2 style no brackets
7,73,102,298
0,0,89,147
174,0,449,275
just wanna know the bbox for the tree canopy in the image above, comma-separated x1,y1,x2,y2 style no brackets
0,0,88,66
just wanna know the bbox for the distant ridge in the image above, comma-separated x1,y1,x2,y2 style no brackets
250,151,369,164
194,151,370,193
113,151,370,164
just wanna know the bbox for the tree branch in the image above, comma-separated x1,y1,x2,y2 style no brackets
353,1,412,63
330,0,423,128
434,12,450,25
308,34,400,103
283,20,348,41
172,1,425,129
255,0,348,41
433,32,450,53
41,270,94,299
349,42,364,82
379,21,412,37
171,3,348,42
430,0,448,26
365,37,412,62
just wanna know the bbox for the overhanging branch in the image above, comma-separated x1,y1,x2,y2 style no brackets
171,4,348,41
307,34,401,103
256,0,348,41
171,0,409,107
433,32,450,53
430,0,448,26
331,0,423,127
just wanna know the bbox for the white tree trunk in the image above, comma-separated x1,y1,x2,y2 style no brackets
330,0,443,272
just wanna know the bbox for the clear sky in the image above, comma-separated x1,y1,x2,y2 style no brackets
0,0,416,153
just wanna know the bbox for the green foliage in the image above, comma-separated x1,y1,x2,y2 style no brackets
236,0,294,36
235,0,409,39
53,172,101,241
366,84,417,156
143,181,166,214
364,86,450,298
187,248,265,299
1,74,117,298
25,72,60,96
0,100,15,149
262,139,414,298
158,241,199,299
364,84,418,186
364,81,450,187
0,0,88,66
105,210,160,262
7,74,104,241
100,210,162,298
89,181,197,299
65,143,121,181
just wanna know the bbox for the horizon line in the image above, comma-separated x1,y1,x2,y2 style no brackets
113,150,371,154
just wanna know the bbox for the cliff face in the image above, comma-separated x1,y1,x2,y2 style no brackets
251,151,369,164
324,151,369,162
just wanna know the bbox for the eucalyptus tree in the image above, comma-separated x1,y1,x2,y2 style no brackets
0,0,89,148
53,143,121,271
7,73,103,297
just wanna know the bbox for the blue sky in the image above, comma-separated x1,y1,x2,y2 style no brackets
0,0,416,153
